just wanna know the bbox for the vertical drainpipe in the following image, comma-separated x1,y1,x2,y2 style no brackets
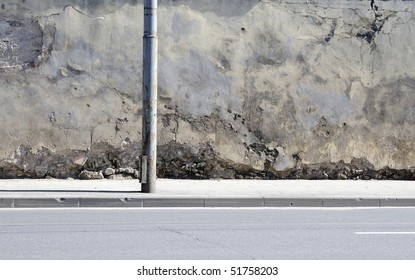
141,0,158,193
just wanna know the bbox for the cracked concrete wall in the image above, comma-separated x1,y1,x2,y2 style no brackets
1,0,415,179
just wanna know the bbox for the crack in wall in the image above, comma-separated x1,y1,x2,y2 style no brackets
324,19,337,43
356,0,394,44
42,5,106,20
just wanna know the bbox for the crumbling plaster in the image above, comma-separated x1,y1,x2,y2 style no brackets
1,0,415,179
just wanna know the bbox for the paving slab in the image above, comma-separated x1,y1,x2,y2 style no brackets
265,198,323,207
0,198,14,208
323,198,380,207
143,198,205,208
379,198,415,207
79,198,143,208
13,198,79,208
205,197,264,208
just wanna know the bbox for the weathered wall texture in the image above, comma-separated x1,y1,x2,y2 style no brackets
1,0,415,179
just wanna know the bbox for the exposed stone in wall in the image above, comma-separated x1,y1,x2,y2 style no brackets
1,0,415,180
0,14,43,68
0,142,140,179
157,141,415,180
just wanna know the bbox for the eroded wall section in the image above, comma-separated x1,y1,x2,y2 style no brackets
1,0,415,179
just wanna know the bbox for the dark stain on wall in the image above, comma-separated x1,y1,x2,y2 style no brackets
364,77,415,125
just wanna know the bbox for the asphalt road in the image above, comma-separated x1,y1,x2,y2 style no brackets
0,208,414,260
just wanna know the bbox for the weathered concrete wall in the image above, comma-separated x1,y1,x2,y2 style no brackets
1,0,415,179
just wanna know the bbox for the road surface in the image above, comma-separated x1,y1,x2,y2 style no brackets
0,208,414,259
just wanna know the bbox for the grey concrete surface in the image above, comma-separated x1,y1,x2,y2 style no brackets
0,179,415,208
1,208,414,260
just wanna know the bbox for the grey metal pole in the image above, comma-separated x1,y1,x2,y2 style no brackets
141,0,158,193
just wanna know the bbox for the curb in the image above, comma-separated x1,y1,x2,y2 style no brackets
1,197,415,208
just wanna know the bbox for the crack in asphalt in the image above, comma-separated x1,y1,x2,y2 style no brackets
159,226,256,260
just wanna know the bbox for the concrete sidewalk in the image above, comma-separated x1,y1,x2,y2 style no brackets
1,179,415,208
